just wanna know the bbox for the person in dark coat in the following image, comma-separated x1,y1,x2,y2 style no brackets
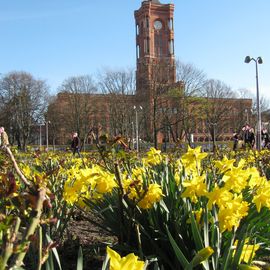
232,132,239,151
242,124,255,149
262,128,270,149
71,132,81,157
242,124,250,147
249,128,255,148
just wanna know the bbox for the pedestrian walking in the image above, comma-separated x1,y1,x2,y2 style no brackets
262,128,270,149
71,132,81,157
242,124,255,149
232,132,239,151
249,128,255,148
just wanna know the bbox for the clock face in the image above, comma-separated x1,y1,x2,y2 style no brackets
154,20,162,30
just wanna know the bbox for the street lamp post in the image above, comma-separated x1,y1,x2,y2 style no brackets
244,109,249,124
39,124,42,149
244,56,263,150
45,121,51,151
134,106,142,152
131,121,135,150
208,122,217,153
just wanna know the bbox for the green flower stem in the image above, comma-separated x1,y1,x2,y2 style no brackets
3,146,31,186
11,188,46,268
37,226,42,270
114,163,125,244
0,217,21,270
136,223,143,259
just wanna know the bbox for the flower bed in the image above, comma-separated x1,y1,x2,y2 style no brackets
1,146,270,269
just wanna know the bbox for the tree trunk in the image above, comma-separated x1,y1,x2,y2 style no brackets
16,133,21,150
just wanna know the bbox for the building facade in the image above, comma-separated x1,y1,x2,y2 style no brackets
47,0,252,147
135,0,176,100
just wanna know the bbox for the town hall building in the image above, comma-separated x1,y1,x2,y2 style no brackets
47,0,252,147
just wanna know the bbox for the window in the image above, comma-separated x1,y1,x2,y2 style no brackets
146,17,149,28
136,45,140,59
168,18,173,30
168,39,174,55
144,38,150,54
154,33,163,57
136,24,139,35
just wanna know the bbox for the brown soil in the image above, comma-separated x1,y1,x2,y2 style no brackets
58,211,117,270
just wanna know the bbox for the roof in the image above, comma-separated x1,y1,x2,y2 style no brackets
142,0,161,4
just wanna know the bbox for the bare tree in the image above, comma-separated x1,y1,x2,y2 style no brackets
0,71,49,150
200,79,235,152
176,60,206,96
98,68,136,138
98,68,135,95
45,95,63,148
174,60,207,145
151,60,207,148
236,88,269,127
236,88,253,99
58,75,97,142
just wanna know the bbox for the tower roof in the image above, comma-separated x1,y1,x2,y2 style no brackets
142,0,161,4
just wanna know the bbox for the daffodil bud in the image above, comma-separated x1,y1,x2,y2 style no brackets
190,247,214,267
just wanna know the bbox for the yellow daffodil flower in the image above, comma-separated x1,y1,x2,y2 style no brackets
206,186,234,209
215,156,235,173
181,146,208,174
252,181,270,212
142,147,163,166
234,239,259,264
181,174,207,203
138,183,163,209
107,246,145,270
218,195,249,232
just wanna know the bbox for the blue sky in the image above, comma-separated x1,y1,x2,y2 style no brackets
0,0,269,100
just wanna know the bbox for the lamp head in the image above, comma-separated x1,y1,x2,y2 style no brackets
244,56,251,63
257,57,263,64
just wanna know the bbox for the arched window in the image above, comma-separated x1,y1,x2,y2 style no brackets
136,24,139,35
136,45,140,59
168,39,174,55
155,33,163,57
144,38,150,54
146,17,149,28
168,18,174,30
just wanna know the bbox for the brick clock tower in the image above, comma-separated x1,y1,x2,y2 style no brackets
135,0,176,100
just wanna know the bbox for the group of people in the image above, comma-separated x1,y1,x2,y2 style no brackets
233,123,270,150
